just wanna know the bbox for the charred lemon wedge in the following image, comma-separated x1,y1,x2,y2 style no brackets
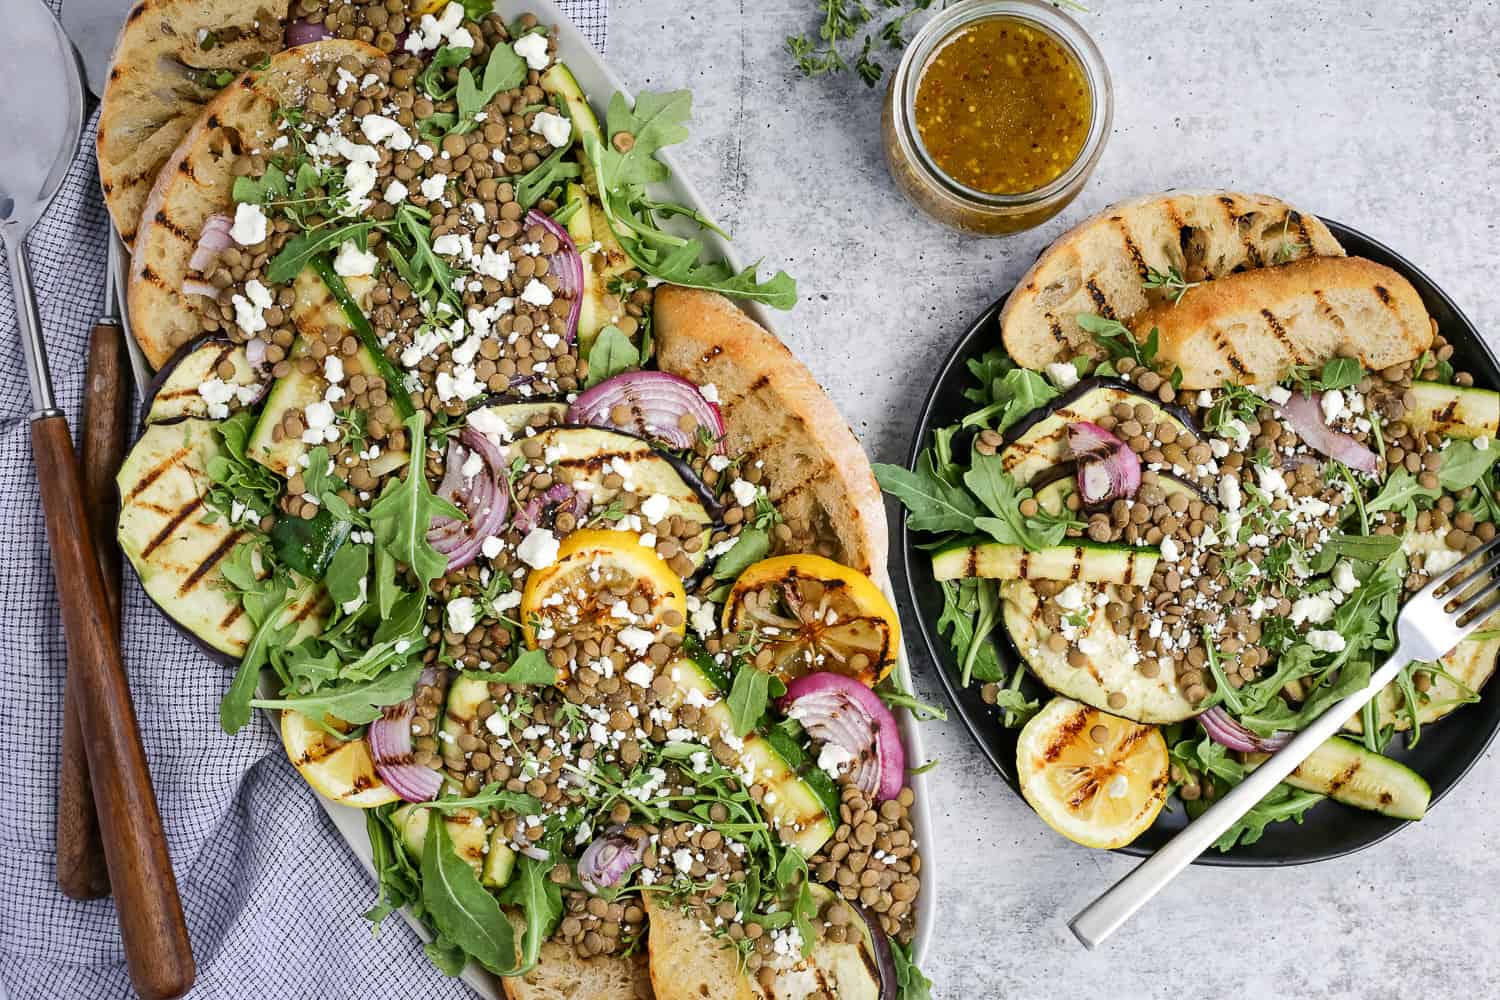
280,709,399,808
1016,696,1168,849
721,554,900,686
520,528,688,657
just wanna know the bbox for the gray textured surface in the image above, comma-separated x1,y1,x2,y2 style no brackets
608,2,1500,997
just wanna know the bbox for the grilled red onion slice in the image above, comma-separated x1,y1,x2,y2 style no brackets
181,278,220,299
244,336,269,370
567,371,726,451
1198,706,1292,754
284,18,335,46
426,427,510,569
189,213,233,273
368,668,444,803
1274,391,1379,474
1067,421,1141,504
578,826,646,894
779,672,906,803
524,210,583,343
512,481,589,535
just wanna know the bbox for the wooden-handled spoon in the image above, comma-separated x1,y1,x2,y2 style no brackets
3,5,193,997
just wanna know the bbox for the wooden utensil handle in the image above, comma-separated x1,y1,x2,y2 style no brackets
31,414,195,1000
57,320,129,901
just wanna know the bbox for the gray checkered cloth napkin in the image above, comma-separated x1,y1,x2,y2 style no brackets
0,3,606,997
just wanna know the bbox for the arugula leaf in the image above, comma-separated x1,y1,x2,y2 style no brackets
219,544,298,734
712,526,771,582
585,324,640,387
725,664,778,737
364,805,422,932
891,938,934,1000
1439,439,1500,492
279,642,343,691
580,93,797,309
1317,357,1363,391
936,579,1003,685
205,411,281,522
463,647,558,686
251,664,422,724
498,853,564,975
421,812,518,975
961,367,1058,433
393,205,464,312
964,453,1072,550
420,44,474,100
368,413,464,589
324,542,370,612
1367,468,1438,520
1077,313,1160,369
874,454,981,534
450,43,528,134
874,674,948,722
232,164,290,206
1207,784,1325,850
515,143,582,210
266,220,386,284
417,782,543,816
424,937,469,977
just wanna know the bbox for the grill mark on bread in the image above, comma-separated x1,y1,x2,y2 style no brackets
1374,284,1393,306
1114,218,1149,278
1290,211,1313,252
1260,308,1302,363
153,209,193,245
1046,313,1067,346
1211,329,1251,377
1084,278,1116,320
178,529,243,596
143,496,204,557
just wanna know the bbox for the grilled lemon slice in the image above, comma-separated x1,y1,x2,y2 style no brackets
280,709,399,808
1016,696,1168,849
520,529,687,652
721,554,899,686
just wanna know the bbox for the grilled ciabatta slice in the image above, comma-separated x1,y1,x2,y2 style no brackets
1001,190,1344,369
99,0,291,247
128,40,385,368
501,940,653,1000
643,893,756,1000
1131,256,1433,390
653,287,889,581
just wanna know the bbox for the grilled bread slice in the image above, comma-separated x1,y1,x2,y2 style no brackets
128,40,384,368
1001,190,1344,369
99,0,291,246
1131,256,1433,390
644,893,756,1000
652,287,889,581
501,940,653,1000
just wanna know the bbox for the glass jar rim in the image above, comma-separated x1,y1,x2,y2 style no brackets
890,0,1114,208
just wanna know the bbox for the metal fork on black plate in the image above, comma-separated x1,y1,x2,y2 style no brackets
1070,535,1500,948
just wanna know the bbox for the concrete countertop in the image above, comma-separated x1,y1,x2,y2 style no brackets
608,1,1500,996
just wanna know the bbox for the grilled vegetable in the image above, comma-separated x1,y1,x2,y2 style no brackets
1404,381,1500,440
1000,378,1195,487
144,337,265,425
1001,579,1197,724
1016,696,1169,849
520,529,687,651
932,540,1158,586
464,399,569,440
518,427,715,568
1033,465,1205,515
280,709,399,808
391,802,498,878
1248,736,1430,821
117,419,324,661
659,655,836,856
1345,613,1500,734
441,674,493,747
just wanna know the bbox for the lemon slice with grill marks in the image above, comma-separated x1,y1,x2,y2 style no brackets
1016,696,1169,849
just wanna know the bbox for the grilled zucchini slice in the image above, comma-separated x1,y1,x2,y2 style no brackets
932,540,1158,585
1250,736,1430,821
1404,381,1500,440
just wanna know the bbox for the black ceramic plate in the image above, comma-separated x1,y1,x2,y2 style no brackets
898,220,1500,865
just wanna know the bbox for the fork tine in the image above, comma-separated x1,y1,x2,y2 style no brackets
1422,534,1500,597
1462,592,1500,630
1448,572,1500,622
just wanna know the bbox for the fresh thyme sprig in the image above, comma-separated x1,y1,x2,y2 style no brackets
1143,265,1201,304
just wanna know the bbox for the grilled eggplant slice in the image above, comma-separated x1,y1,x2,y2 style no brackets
1404,381,1500,440
521,427,715,569
144,337,266,425
1001,378,1197,488
117,419,324,662
465,400,570,439
1033,464,1207,515
1001,578,1196,724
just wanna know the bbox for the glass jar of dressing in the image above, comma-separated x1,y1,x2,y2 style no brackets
882,0,1112,236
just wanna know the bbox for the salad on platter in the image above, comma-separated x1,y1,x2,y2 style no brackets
104,3,935,996
881,189,1500,853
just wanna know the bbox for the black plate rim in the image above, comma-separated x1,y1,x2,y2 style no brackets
899,217,1500,867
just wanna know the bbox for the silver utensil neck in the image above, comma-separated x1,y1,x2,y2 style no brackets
4,235,58,413
103,235,119,319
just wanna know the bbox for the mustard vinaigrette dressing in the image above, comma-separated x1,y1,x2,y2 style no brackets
913,17,1092,196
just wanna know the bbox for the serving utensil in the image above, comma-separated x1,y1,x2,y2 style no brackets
58,0,153,902
1070,538,1500,948
1,4,192,997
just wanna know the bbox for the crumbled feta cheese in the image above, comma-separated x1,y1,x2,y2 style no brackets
1256,464,1287,497
231,279,273,335
432,233,466,257
1160,536,1181,563
817,742,855,778
477,246,513,281
323,356,345,385
729,479,758,509
1306,629,1347,653
617,627,655,655
530,110,572,148
420,173,448,201
1197,389,1215,408
229,202,267,246
1320,389,1345,424
1333,559,1359,594
1044,361,1079,390
517,528,560,568
1221,418,1251,451
513,32,550,70
1266,385,1292,405
333,239,378,277
1218,475,1242,513
1479,437,1492,452
623,661,655,687
1055,583,1087,611
197,378,238,420
699,383,720,403
1290,592,1337,626
360,113,412,150
1424,547,1464,577
403,1,465,53
491,590,522,615
383,179,409,204
520,278,554,307
639,493,671,525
